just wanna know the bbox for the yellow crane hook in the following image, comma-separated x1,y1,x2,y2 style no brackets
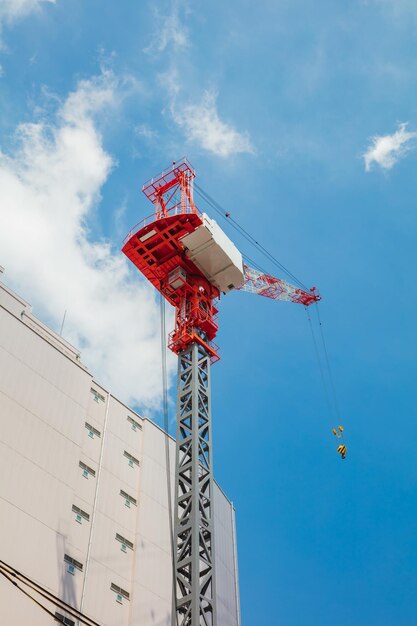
332,426,347,459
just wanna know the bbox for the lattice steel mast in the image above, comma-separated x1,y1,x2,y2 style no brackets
175,342,215,625
122,158,320,626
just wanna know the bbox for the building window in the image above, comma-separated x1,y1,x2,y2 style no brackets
110,583,130,604
85,422,101,439
123,450,140,468
55,613,75,626
127,416,142,432
90,387,105,403
120,489,137,508
79,461,96,479
72,504,90,524
64,554,83,575
115,533,134,552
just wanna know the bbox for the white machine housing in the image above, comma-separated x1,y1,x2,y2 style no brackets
180,213,245,293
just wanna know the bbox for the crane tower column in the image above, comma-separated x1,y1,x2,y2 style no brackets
174,341,216,626
121,158,319,626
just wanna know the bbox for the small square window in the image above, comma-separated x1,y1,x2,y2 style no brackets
64,554,83,574
72,504,90,523
85,422,101,438
127,415,142,431
90,388,105,403
111,582,130,603
120,489,136,507
79,461,95,479
55,613,75,626
115,533,134,551
124,451,139,467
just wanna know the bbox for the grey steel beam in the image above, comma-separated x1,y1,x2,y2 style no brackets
173,341,216,626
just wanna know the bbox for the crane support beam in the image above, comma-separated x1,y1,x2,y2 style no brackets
174,341,216,626
239,264,320,306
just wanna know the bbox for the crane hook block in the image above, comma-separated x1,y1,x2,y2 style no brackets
332,426,343,439
337,444,347,459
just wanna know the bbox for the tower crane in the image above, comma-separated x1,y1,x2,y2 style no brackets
122,158,320,626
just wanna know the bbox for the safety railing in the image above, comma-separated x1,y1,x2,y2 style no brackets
122,202,202,246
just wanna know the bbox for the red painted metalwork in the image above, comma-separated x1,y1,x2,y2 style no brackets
122,159,220,362
142,157,197,219
239,264,320,306
123,158,320,362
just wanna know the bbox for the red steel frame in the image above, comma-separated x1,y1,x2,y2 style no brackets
123,158,320,363
122,158,220,362
240,264,320,306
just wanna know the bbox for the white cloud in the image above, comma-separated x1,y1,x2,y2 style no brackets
0,70,174,411
0,0,54,33
363,122,417,171
135,123,158,142
144,0,189,55
147,3,254,158
0,0,55,49
170,88,255,158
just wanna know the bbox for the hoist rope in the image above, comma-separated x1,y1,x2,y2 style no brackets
194,183,310,292
194,183,346,440
305,307,335,422
315,302,342,423
194,181,346,452
160,294,179,626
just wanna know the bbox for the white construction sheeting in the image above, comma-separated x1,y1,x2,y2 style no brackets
180,213,245,293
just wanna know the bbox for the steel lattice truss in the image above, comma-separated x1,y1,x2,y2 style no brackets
174,342,216,626
239,264,319,306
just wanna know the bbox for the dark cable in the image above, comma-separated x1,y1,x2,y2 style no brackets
315,302,342,422
305,308,335,422
241,253,267,274
0,563,100,626
194,182,345,437
160,294,179,626
0,568,66,623
0,560,100,626
194,183,310,291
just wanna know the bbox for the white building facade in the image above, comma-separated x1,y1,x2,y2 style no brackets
0,279,240,626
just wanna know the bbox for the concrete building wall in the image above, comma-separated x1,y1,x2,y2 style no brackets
0,280,240,626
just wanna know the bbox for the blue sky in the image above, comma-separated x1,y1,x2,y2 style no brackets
1,1,417,624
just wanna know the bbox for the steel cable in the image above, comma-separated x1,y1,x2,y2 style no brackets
305,307,336,423
0,560,101,626
315,302,342,422
160,294,179,626
194,183,310,291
